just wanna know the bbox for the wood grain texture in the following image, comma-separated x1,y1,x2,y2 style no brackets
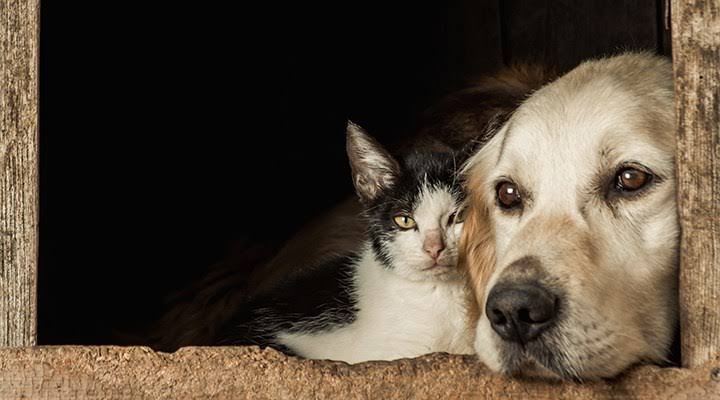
0,346,718,399
0,0,39,346
672,0,720,368
500,0,659,71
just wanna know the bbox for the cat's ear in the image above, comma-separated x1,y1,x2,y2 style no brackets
346,121,400,203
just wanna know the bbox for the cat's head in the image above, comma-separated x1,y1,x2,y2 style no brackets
346,121,466,281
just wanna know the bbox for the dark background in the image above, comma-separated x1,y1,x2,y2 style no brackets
38,1,668,344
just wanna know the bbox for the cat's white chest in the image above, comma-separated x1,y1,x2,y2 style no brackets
276,252,474,363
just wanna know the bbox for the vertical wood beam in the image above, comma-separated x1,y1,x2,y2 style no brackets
0,0,40,346
671,0,720,368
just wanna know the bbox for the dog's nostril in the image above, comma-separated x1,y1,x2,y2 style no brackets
523,304,555,324
517,308,531,323
491,309,507,325
485,283,558,344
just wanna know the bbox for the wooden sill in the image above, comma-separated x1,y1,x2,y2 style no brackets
0,346,718,399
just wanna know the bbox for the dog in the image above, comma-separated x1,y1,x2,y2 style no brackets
460,52,678,380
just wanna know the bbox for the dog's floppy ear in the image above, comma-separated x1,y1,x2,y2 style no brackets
346,121,400,204
458,123,507,315
458,193,496,318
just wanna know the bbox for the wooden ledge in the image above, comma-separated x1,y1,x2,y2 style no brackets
0,346,718,399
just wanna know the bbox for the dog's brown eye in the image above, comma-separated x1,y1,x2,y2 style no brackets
497,181,522,209
616,168,651,192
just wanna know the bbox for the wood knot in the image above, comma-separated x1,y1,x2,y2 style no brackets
711,367,720,381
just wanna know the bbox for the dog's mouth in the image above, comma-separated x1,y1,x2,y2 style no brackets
491,321,638,381
496,335,581,380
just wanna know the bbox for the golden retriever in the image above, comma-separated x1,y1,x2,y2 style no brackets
460,52,677,379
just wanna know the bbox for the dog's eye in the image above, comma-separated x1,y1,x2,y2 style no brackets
616,167,652,193
496,181,522,210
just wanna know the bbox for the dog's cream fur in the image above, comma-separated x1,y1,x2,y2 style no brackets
460,53,678,379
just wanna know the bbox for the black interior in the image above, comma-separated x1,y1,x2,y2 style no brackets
38,1,670,344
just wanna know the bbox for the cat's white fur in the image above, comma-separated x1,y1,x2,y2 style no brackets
388,183,463,281
277,187,474,363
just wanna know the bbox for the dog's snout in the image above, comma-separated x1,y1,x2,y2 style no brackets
486,283,558,344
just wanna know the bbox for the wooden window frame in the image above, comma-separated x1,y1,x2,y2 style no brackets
0,0,717,397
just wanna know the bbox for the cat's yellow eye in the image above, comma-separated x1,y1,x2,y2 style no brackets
393,215,417,230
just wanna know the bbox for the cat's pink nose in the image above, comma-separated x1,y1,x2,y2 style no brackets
423,231,445,260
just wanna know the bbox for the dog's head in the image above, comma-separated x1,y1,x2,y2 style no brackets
460,53,678,380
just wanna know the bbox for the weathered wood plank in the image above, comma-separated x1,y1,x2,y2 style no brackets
671,0,720,368
500,0,659,71
0,0,39,346
0,346,717,399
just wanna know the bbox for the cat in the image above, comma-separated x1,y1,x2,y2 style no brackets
214,121,474,363
143,66,552,352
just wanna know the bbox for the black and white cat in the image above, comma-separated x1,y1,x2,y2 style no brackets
216,122,474,363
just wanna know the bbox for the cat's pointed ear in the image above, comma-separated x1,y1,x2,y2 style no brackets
346,121,400,203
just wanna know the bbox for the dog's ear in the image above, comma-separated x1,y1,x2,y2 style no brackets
458,121,509,316
346,121,400,204
458,194,496,319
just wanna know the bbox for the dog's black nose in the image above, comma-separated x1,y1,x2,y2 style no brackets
486,283,558,344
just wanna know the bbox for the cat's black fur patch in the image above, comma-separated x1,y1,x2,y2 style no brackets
216,253,359,350
216,150,465,352
366,151,465,270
